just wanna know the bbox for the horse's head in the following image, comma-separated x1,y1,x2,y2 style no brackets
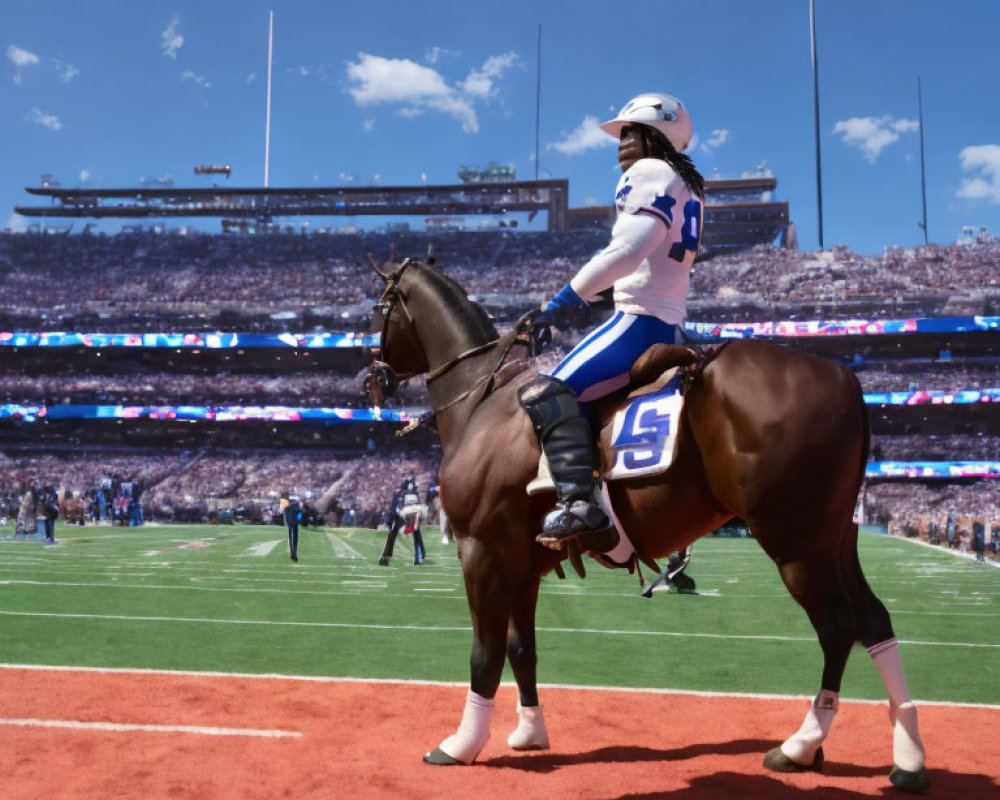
367,255,431,382
364,253,502,408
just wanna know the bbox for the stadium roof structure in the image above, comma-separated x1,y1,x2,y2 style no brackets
15,175,790,252
16,179,570,231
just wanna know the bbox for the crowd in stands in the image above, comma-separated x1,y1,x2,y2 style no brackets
854,363,1000,393
0,370,426,408
0,448,440,527
2,230,999,331
870,435,1000,462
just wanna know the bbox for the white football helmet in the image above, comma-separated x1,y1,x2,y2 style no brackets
599,93,693,153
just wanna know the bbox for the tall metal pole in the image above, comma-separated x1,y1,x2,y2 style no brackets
810,0,824,250
534,24,542,182
917,76,929,244
264,10,274,188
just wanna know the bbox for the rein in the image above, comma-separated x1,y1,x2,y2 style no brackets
376,260,538,414
425,339,499,383
430,320,534,413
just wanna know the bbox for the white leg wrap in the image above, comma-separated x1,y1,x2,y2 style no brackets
507,704,550,750
436,690,494,765
780,689,839,764
890,702,925,773
868,638,925,772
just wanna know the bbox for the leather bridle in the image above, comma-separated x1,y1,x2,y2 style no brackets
373,257,499,385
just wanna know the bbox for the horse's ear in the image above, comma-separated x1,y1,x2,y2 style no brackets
367,253,389,280
426,243,436,266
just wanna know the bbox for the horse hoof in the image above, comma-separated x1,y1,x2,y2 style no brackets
762,746,823,773
423,747,466,766
889,765,930,794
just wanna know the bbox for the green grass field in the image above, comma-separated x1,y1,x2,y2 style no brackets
0,523,996,705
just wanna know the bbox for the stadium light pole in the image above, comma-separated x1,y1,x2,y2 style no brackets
917,76,929,245
809,0,824,251
534,23,542,183
264,10,274,188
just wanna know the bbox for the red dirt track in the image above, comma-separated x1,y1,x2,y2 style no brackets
1,667,996,799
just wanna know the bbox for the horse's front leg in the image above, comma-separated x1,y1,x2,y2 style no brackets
506,575,550,751
424,537,511,766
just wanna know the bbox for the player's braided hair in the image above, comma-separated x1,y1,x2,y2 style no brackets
638,126,705,199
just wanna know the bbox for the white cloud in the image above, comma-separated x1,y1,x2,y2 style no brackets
832,115,919,163
28,107,62,130
363,117,375,130
547,115,616,156
6,214,27,233
181,71,210,88
79,169,90,182
345,51,518,134
956,144,1000,204
7,44,39,84
7,45,39,68
347,53,452,104
246,72,256,84
53,57,79,82
161,15,183,59
459,51,519,98
700,128,729,151
425,46,456,64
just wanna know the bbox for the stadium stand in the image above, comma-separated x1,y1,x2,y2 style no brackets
0,228,998,560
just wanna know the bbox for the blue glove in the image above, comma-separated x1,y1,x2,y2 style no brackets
542,284,589,330
544,283,588,314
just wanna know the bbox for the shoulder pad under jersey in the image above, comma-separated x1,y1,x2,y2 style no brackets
614,158,681,226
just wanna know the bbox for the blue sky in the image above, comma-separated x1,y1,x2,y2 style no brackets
2,0,999,254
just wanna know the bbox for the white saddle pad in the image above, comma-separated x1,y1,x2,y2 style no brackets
602,388,684,481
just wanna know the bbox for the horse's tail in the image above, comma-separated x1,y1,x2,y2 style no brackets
850,367,871,495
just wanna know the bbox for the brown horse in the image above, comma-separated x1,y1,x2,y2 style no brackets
367,257,929,794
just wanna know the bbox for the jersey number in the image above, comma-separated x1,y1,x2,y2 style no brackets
668,199,702,262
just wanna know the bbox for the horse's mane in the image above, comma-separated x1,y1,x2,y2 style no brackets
410,260,499,344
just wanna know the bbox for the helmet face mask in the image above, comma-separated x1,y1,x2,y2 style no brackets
600,93,693,153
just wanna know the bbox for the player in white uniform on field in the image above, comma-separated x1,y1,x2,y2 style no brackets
517,92,706,546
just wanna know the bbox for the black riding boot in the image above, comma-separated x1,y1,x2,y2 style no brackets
518,375,615,546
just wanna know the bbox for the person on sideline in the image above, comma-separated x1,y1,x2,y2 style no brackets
284,494,301,562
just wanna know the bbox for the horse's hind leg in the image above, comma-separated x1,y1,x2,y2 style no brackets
506,576,550,751
845,544,929,792
763,551,858,773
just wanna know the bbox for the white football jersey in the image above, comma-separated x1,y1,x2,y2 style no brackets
570,157,703,324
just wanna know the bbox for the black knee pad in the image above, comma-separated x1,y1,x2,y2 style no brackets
517,375,581,439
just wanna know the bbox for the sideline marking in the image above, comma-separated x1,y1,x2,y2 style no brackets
892,534,1000,568
0,610,997,649
0,663,997,711
0,717,301,738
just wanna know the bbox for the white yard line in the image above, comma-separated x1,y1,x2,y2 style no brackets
0,717,300,738
0,609,996,648
244,540,283,557
325,532,366,560
0,662,996,711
